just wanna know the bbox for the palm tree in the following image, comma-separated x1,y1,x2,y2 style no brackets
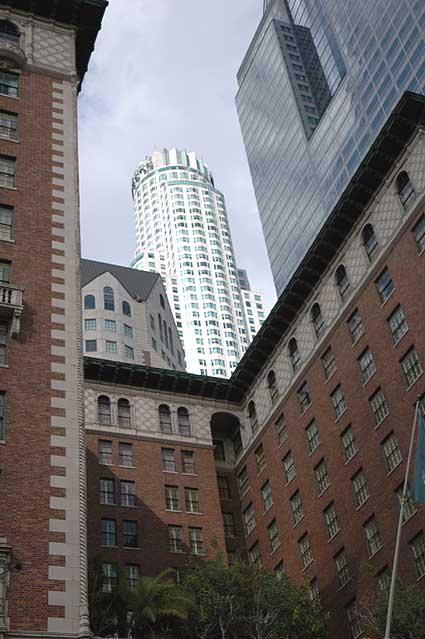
129,569,193,638
88,556,130,637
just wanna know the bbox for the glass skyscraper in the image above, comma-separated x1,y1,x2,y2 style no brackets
237,0,425,293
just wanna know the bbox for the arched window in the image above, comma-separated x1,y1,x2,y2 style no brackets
396,171,415,209
267,370,278,403
362,224,378,262
84,294,95,310
0,20,20,45
160,294,165,309
117,398,131,428
248,400,258,433
335,265,350,301
311,303,324,338
98,395,111,425
159,404,172,433
177,407,191,436
104,286,114,311
122,301,131,317
288,338,301,372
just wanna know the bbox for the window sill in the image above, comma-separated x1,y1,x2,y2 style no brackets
406,371,424,391
244,527,256,539
262,505,273,516
293,515,304,528
0,136,19,144
182,472,197,477
335,408,347,423
162,470,178,474
318,485,330,498
256,464,266,477
301,559,314,573
345,450,358,465
123,546,140,550
186,511,202,515
374,414,389,430
402,510,417,525
0,186,17,191
100,545,118,549
300,404,312,417
327,529,341,543
169,549,185,554
0,440,5,445
356,496,370,511
240,487,251,500
122,504,137,509
388,461,403,477
119,464,135,469
337,577,352,591
351,332,365,347
324,369,337,384
270,543,281,556
309,445,320,456
368,545,384,560
0,364,9,368
0,237,14,243
100,502,116,506
380,290,395,308
285,476,296,487
362,371,376,387
392,330,408,348
166,509,181,513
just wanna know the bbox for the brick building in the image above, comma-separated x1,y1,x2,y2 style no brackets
85,93,425,639
0,1,106,637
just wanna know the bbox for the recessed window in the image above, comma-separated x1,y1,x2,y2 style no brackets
0,260,11,282
321,347,336,380
298,533,313,569
306,419,320,453
98,440,112,465
395,483,417,522
165,485,180,511
412,216,425,253
182,450,195,474
0,321,8,365
127,565,140,591
283,451,295,483
124,324,133,338
314,458,330,494
335,549,351,588
189,527,204,555
119,442,133,467
275,414,287,446
0,71,19,98
160,293,165,309
85,338,97,352
0,204,13,240
396,171,415,210
105,340,117,353
346,600,362,639
267,369,278,403
347,309,364,344
364,516,383,557
123,520,138,547
248,541,261,568
232,430,242,457
369,388,389,426
217,476,230,500
121,480,135,507
297,381,311,413
261,480,273,512
255,443,266,473
168,525,184,553
341,425,358,463
102,563,117,592
358,348,376,384
381,432,402,473
177,406,190,436
375,268,394,303
98,396,111,425
410,531,425,579
223,512,236,538
213,438,225,461
84,318,96,331
362,223,378,261
101,519,116,547
99,478,114,505
103,286,114,311
331,385,346,420
311,303,325,338
161,447,176,472
125,344,134,359
0,110,17,141
323,502,340,540
158,404,172,433
247,400,258,433
185,487,200,513
268,519,280,552
117,398,130,428
335,264,350,301
400,347,422,387
387,305,408,344
243,502,256,536
104,319,116,332
0,20,20,45
288,337,301,372
309,578,321,611
84,294,95,310
122,301,131,317
238,466,249,496
352,469,369,508
290,490,304,525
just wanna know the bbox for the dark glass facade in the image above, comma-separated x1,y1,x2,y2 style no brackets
237,0,425,293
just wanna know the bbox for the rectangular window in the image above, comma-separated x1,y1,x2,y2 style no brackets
400,347,423,387
185,487,200,513
243,502,256,536
0,260,11,283
189,527,204,555
238,466,249,497
377,567,391,592
150,313,155,331
123,520,138,547
261,480,273,512
290,490,304,525
0,321,8,365
165,485,180,511
0,392,4,439
341,426,358,463
388,305,408,343
396,484,417,522
125,344,134,359
412,216,425,253
352,469,370,508
100,478,114,505
106,340,117,353
335,548,351,588
298,534,313,569
309,578,321,611
232,431,242,457
126,564,140,591
151,336,157,351
102,563,117,592
275,414,287,446
297,382,311,413
0,205,13,240
346,600,362,639
268,519,280,552
283,452,295,483
324,502,340,540
222,512,236,537
85,339,97,352
218,476,230,500
168,525,183,553
213,439,225,461
0,111,17,140
0,156,15,188
119,442,133,467
376,268,395,303
321,347,336,380
314,459,330,494
85,318,96,331
358,348,376,384
347,309,364,344
0,71,18,98
104,319,116,332
306,420,320,453
410,532,425,579
249,542,261,568
98,440,112,465
364,516,383,557
255,443,266,473
124,324,133,338
331,385,346,420
382,432,402,472
182,450,195,474
161,448,176,472
369,388,389,426
101,519,116,546
121,480,135,507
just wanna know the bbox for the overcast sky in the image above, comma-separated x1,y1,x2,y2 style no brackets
78,0,277,311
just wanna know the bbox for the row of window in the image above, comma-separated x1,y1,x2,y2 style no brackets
85,339,135,359
96,398,192,436
99,479,201,514
84,289,131,316
98,440,196,475
85,318,133,337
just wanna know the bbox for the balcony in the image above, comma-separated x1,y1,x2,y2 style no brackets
0,35,26,68
0,283,24,336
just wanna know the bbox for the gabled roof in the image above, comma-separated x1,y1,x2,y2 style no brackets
1,0,108,87
81,259,160,302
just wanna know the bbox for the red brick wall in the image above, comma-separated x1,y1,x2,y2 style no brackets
235,205,425,639
0,69,59,631
86,432,227,575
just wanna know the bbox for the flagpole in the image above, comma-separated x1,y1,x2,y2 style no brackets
383,398,420,639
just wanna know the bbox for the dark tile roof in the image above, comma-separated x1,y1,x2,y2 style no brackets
81,259,159,302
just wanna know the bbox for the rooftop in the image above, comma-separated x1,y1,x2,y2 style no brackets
81,259,159,302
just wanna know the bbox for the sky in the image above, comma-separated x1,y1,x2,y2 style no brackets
78,0,277,311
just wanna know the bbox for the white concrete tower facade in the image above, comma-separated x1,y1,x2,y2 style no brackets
131,148,262,377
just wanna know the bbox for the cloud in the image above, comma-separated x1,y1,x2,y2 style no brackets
79,0,277,310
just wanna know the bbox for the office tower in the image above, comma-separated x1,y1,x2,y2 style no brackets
0,1,106,637
131,148,264,377
237,0,425,293
237,268,266,343
81,258,185,371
